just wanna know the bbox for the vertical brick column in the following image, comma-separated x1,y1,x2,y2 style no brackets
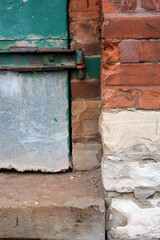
100,1,160,239
69,0,102,171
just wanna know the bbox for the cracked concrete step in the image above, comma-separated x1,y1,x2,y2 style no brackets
0,169,105,240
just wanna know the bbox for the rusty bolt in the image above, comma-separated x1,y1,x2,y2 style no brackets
49,56,55,63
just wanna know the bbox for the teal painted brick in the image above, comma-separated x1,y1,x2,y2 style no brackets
71,57,101,79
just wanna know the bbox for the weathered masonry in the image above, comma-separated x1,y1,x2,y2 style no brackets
100,0,160,239
0,0,160,240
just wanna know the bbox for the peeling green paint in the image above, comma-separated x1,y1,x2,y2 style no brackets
0,40,68,50
0,52,75,69
53,118,58,123
16,217,18,227
22,72,46,78
0,0,68,41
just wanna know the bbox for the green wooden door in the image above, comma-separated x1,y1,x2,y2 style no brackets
0,0,70,172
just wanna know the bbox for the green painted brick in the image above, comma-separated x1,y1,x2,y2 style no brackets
71,57,101,79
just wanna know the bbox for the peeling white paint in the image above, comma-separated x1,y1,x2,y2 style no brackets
0,72,69,172
0,73,21,97
16,40,36,47
27,34,41,40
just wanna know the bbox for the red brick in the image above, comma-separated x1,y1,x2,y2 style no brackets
102,16,160,39
69,0,100,19
138,88,160,109
102,88,136,109
69,12,100,19
141,0,160,11
70,42,101,56
103,40,160,63
102,0,137,13
102,64,160,86
119,40,140,63
70,20,100,43
71,80,101,99
72,100,101,143
102,41,120,63
69,0,99,12
140,41,160,62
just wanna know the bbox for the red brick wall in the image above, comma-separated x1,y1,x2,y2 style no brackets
69,0,160,170
101,0,160,110
69,0,102,170
69,0,101,55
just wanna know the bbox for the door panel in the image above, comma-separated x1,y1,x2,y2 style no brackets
0,72,69,172
0,0,70,171
0,0,68,42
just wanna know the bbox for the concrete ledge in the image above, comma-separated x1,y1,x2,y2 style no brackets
0,169,105,240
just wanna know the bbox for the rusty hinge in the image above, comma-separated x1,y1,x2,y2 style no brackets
0,47,86,80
